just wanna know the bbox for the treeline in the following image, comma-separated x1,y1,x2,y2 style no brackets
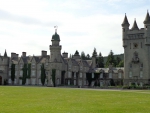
80,48,124,68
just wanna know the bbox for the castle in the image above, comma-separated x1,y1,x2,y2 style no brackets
0,11,150,87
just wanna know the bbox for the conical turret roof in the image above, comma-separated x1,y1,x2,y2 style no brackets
131,19,139,30
122,14,130,27
4,49,7,57
144,11,150,24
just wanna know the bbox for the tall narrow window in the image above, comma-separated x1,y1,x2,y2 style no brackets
129,71,132,77
141,42,142,48
109,73,112,78
92,73,94,78
140,71,143,78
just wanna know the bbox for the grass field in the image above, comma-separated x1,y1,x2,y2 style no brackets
0,86,150,113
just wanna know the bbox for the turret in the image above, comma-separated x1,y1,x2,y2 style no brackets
121,14,130,40
3,49,8,65
144,11,150,45
49,26,62,62
131,19,139,31
92,48,97,68
122,14,130,48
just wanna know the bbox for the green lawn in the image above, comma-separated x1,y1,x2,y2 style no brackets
0,86,150,113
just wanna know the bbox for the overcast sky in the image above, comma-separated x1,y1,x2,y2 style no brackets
0,0,149,57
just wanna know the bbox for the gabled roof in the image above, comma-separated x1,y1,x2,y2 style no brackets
71,59,78,66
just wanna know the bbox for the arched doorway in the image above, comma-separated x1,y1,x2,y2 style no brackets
0,76,2,85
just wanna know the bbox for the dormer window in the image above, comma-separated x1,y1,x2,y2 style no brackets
32,63,35,68
20,64,23,68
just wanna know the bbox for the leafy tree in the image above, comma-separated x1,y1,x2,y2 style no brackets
92,48,97,57
97,52,104,68
116,57,121,66
117,60,124,67
81,51,86,60
105,50,116,67
86,54,91,60
22,64,27,85
11,64,15,85
52,69,56,87
41,64,46,86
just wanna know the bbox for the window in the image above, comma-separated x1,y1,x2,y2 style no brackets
20,71,23,76
140,82,143,87
100,73,103,78
69,64,71,69
109,73,112,78
9,71,11,76
100,81,103,87
15,65,18,69
68,72,71,78
74,73,76,78
92,73,94,78
39,71,41,77
32,63,35,68
80,73,82,78
140,63,143,68
140,71,143,78
130,64,132,68
141,42,142,48
129,71,132,77
20,64,23,68
80,66,82,70
32,70,35,76
118,73,122,78
57,78,60,85
15,71,17,76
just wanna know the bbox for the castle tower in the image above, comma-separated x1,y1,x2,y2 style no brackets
49,27,62,62
122,12,150,86
1,50,9,85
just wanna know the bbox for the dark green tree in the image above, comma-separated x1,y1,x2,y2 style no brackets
27,63,31,78
41,64,46,86
117,60,124,67
105,50,116,67
81,51,86,60
116,57,121,66
52,69,56,87
11,64,15,85
86,54,91,60
22,64,27,85
92,48,97,57
97,52,104,68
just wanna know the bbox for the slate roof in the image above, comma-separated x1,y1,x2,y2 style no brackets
131,20,139,30
144,11,150,24
122,14,130,26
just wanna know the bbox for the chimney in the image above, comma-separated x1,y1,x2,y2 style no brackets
41,50,47,56
22,52,26,57
16,54,19,60
62,52,68,58
11,53,16,58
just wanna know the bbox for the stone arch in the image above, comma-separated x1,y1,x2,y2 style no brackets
0,76,2,85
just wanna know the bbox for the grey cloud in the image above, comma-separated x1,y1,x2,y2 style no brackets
0,9,61,27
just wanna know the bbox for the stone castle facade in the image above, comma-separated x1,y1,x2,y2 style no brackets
0,11,150,87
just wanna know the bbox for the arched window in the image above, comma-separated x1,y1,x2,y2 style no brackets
109,73,112,78
118,73,122,78
129,71,132,77
100,73,103,78
140,71,143,78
